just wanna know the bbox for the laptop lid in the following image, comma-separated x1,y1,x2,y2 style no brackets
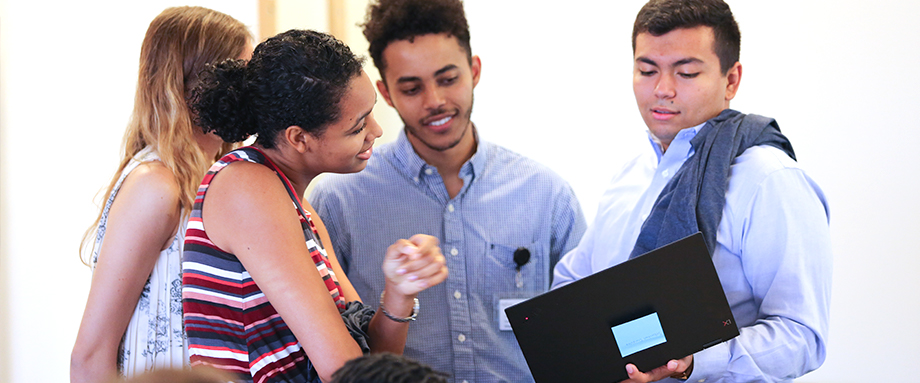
505,232,739,383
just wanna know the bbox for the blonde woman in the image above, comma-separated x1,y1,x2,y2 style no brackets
71,7,251,382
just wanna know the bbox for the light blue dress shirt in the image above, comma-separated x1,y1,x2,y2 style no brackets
310,129,587,383
553,123,832,383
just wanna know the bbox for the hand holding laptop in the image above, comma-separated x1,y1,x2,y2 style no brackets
623,355,692,382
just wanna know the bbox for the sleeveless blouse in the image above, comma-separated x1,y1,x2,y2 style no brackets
91,146,188,376
183,147,346,383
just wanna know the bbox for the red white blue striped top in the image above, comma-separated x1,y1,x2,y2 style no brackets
183,147,346,383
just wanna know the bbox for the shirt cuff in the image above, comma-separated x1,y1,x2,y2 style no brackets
687,342,730,382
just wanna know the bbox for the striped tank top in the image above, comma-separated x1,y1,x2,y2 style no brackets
183,147,347,383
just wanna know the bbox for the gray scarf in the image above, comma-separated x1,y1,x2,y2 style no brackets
629,109,796,258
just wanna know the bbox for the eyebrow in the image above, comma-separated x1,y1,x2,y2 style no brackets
349,108,374,132
395,64,460,84
673,57,703,66
636,57,659,66
636,57,704,67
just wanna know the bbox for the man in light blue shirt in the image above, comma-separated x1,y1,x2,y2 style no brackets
308,1,587,382
553,0,832,382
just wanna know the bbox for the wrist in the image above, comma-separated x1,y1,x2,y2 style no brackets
379,290,418,323
670,357,693,381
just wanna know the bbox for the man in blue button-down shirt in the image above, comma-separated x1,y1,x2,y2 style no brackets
308,1,587,382
553,1,832,382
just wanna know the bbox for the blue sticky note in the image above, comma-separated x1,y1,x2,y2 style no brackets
611,312,667,357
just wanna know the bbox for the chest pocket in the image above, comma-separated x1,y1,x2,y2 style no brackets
482,241,549,293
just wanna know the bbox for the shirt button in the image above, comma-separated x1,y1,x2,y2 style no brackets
425,168,433,175
450,248,459,256
697,380,705,383
662,169,670,177
458,334,466,342
448,204,455,212
462,381,469,383
413,177,419,183
454,290,462,299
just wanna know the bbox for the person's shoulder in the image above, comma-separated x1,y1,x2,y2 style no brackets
211,159,279,193
729,145,826,206
601,148,656,187
483,141,568,184
733,145,803,179
114,161,182,219
124,161,180,202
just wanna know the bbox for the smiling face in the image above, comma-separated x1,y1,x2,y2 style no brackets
309,71,382,174
633,25,741,151
376,33,481,157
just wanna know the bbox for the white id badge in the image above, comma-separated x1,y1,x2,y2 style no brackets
498,298,528,331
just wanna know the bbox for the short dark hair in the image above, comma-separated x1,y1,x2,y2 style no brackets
632,0,740,74
329,353,449,383
362,0,471,78
191,29,365,148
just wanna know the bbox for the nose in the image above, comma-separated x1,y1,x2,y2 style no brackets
366,113,383,140
423,86,446,111
654,73,676,99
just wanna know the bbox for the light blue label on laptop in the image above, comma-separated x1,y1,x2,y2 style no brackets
611,312,667,357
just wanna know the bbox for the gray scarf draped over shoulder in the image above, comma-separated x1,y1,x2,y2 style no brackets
629,109,796,258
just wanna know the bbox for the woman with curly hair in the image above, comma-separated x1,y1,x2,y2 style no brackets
181,29,448,383
71,7,252,383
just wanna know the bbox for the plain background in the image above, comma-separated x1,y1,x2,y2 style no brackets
2,1,918,382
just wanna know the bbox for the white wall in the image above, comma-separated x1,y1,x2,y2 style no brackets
1,1,917,382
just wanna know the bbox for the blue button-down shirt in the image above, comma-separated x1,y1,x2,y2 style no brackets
553,123,832,382
309,129,587,383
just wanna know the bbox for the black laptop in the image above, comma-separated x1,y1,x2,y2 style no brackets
505,232,739,383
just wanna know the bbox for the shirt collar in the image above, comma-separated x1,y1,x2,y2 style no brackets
390,126,488,182
647,121,707,161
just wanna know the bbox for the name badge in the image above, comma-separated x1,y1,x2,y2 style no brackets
498,298,528,331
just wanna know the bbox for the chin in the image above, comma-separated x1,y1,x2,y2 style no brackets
348,163,369,173
323,163,366,175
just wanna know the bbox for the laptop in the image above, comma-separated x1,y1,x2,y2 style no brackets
505,232,739,383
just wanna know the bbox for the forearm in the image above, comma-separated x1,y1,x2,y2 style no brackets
551,246,593,289
692,316,826,382
551,214,596,290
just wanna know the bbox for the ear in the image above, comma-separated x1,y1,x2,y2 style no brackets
470,55,482,88
283,125,313,154
377,79,395,107
724,62,742,101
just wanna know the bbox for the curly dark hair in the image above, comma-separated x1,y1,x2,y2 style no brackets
191,29,365,148
329,353,449,383
362,0,471,79
632,0,740,75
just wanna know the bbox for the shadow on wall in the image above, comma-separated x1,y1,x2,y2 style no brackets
1,27,12,383
0,248,9,383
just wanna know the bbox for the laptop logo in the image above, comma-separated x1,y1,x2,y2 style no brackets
723,319,732,327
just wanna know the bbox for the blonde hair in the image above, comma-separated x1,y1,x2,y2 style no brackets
81,6,249,265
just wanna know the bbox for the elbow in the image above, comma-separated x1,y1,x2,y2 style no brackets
70,348,90,383
779,325,829,379
796,315,829,376
70,342,115,383
804,330,828,375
